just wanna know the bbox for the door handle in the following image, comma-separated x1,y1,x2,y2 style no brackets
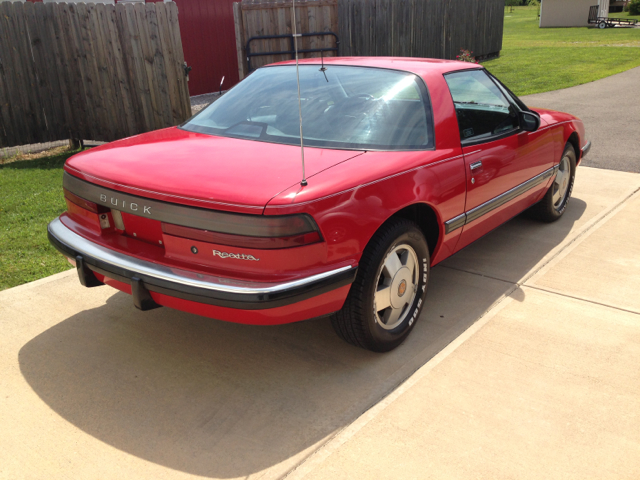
470,161,482,171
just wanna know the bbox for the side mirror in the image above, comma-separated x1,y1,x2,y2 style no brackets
519,111,540,132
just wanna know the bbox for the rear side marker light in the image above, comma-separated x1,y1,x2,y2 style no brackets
162,219,322,250
64,188,109,214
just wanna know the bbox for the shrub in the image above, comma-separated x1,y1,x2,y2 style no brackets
456,49,478,63
629,0,640,15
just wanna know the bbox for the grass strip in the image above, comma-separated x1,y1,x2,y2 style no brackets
0,149,78,290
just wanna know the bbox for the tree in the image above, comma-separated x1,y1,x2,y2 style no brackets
629,0,640,15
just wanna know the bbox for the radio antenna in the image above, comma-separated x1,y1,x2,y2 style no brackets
292,0,307,187
320,50,328,82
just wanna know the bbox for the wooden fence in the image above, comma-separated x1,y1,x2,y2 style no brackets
0,1,191,149
233,0,339,80
338,0,504,60
233,0,504,80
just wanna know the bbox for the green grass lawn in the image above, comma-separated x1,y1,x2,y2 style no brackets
611,10,640,21
483,6,640,95
0,150,77,290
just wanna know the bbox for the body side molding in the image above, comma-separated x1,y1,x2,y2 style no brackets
444,164,559,234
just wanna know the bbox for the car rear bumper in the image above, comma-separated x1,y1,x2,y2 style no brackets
581,140,591,158
47,217,357,313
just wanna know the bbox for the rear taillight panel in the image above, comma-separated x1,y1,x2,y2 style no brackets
62,182,328,278
62,172,323,246
64,188,109,215
161,215,322,250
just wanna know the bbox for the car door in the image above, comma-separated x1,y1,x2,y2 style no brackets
444,69,554,250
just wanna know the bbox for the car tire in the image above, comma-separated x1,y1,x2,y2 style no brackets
528,142,576,222
331,218,430,352
598,21,607,29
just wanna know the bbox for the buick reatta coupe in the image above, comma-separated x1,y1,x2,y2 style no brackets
48,57,590,351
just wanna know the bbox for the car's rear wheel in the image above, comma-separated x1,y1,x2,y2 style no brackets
528,143,576,222
331,218,430,352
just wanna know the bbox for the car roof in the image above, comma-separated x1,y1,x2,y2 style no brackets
269,56,483,76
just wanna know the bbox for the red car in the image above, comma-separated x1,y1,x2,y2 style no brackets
48,57,590,352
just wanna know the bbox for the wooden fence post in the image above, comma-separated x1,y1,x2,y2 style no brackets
233,2,247,80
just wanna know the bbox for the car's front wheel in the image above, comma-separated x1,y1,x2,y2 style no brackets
331,218,430,352
528,142,576,222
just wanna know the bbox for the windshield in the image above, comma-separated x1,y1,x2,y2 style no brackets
182,65,434,151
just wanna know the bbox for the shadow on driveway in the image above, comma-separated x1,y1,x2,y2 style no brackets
18,200,586,478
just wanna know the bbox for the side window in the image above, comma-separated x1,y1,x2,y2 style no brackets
487,72,530,113
444,70,519,144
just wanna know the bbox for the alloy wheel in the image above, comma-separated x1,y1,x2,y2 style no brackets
374,244,420,330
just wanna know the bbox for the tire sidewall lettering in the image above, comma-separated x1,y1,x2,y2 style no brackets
555,149,576,216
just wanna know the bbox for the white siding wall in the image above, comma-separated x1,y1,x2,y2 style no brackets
540,0,598,27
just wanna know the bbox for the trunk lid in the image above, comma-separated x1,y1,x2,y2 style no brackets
65,127,364,214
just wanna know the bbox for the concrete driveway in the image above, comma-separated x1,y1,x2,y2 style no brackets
2,165,639,479
292,168,640,480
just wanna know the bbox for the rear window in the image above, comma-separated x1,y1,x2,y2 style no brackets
182,65,434,151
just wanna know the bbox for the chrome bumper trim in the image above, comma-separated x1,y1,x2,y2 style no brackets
581,141,591,158
47,218,356,309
